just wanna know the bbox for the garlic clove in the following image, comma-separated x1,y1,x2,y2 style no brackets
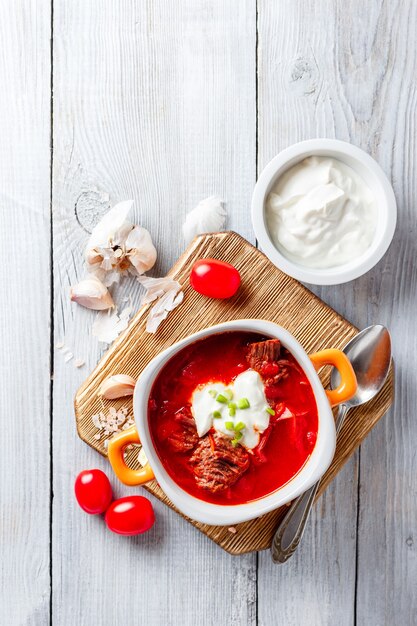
125,225,157,275
70,276,114,310
98,374,136,399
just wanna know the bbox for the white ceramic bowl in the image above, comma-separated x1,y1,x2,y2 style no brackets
252,139,397,285
107,319,357,526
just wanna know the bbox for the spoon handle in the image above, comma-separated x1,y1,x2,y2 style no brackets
335,403,349,436
271,404,349,564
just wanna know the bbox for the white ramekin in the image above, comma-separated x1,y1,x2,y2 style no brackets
252,139,397,285
111,320,340,526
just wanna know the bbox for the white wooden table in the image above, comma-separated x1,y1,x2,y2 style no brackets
1,1,416,624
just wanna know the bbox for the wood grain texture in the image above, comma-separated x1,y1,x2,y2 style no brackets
348,2,417,624
52,2,256,625
256,1,366,624
0,0,414,623
0,1,51,624
257,1,416,624
75,232,393,554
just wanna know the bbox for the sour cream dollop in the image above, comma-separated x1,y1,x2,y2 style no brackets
191,370,271,449
266,156,376,269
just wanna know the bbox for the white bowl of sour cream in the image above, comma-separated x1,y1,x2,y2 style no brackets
252,139,397,285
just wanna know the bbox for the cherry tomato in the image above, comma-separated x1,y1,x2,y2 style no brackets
105,496,155,536
74,469,113,515
190,258,241,299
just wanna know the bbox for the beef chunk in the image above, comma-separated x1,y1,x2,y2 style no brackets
246,339,285,384
246,339,304,387
189,432,250,493
246,339,281,370
275,358,302,375
167,405,199,453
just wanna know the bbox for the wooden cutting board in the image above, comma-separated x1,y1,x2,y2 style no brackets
74,232,394,554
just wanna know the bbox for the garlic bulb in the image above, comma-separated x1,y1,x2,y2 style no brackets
99,374,136,399
182,196,227,244
70,276,114,310
86,200,157,286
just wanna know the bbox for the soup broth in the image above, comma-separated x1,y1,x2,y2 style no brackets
148,331,318,505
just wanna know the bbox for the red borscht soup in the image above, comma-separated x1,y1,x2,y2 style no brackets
148,331,318,505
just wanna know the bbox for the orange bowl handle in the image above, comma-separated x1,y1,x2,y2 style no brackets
107,425,155,486
309,349,357,407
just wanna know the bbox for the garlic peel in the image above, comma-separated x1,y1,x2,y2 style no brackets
138,447,149,467
99,374,136,399
137,275,183,333
137,275,178,304
182,196,227,244
92,305,131,344
70,276,114,310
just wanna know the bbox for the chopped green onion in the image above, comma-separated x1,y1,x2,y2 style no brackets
216,394,228,404
208,389,217,398
213,410,222,418
224,389,234,401
228,401,237,417
237,397,250,409
231,432,243,446
231,439,240,447
266,407,275,416
234,421,246,431
225,421,235,430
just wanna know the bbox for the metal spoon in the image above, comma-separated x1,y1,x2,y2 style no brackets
270,325,392,564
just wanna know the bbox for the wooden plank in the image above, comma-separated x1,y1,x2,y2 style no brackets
75,232,393,555
256,462,359,625
52,1,256,625
0,1,51,624
257,1,417,624
256,1,362,623
350,1,417,623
